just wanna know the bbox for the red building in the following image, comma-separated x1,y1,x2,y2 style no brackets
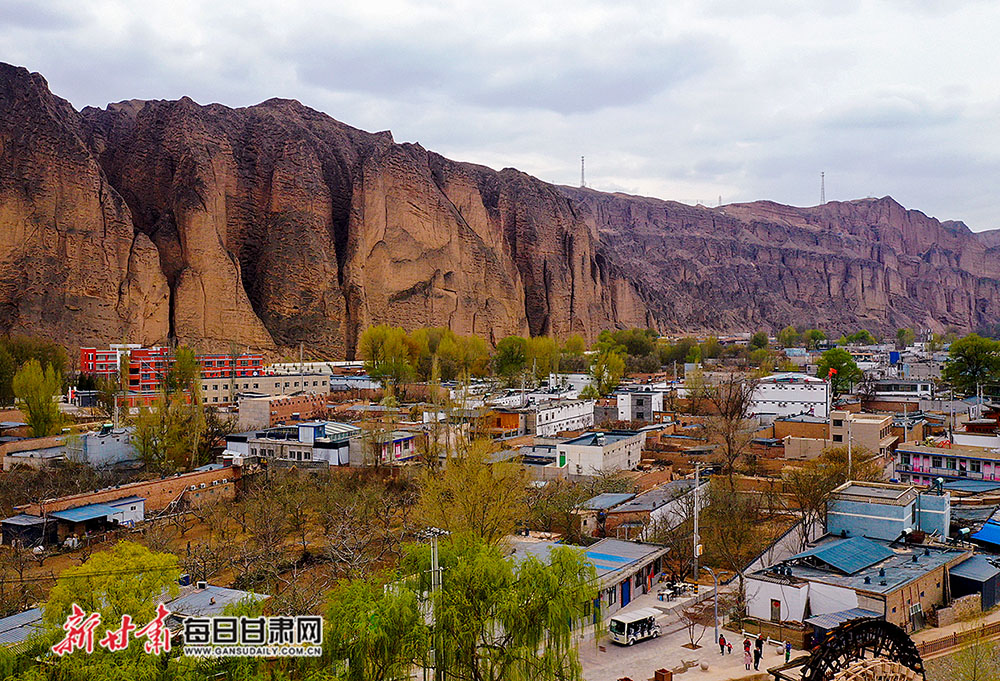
80,345,264,393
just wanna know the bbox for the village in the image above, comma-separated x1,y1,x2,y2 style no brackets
0,328,998,679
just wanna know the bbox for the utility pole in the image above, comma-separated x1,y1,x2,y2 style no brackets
693,462,701,582
847,417,852,480
820,172,826,205
580,156,585,188
705,566,719,647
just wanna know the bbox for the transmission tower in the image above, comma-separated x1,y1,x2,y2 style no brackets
820,171,826,205
580,156,585,188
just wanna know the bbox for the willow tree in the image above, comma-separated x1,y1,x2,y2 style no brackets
12,359,62,437
402,534,599,681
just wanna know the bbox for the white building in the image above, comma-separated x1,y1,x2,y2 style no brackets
557,430,644,476
225,421,362,466
548,373,594,395
752,372,831,420
616,391,664,423
530,399,595,437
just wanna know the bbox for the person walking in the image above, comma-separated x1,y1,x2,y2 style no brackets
719,633,727,655
744,637,752,654
744,648,753,670
784,640,792,663
727,641,733,655
753,641,763,671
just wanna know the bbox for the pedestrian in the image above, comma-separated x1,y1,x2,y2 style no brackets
784,640,791,663
744,648,752,670
753,645,762,671
719,633,726,655
727,641,733,655
744,637,751,653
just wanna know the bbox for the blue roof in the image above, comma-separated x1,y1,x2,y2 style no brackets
950,555,1000,582
943,480,1000,493
582,493,635,510
0,608,42,646
1,514,45,526
971,522,1000,548
49,503,119,523
804,608,881,630
166,585,268,617
791,537,895,575
107,496,144,507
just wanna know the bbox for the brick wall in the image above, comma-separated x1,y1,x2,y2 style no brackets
17,466,240,516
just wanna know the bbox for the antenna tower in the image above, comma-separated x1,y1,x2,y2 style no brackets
580,156,585,188
820,172,826,205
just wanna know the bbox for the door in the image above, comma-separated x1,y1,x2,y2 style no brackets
770,599,781,622
622,579,631,606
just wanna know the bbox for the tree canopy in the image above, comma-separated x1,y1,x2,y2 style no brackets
816,348,862,395
943,333,1000,396
12,359,62,438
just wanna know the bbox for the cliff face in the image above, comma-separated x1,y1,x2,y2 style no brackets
1,62,998,353
563,188,1000,335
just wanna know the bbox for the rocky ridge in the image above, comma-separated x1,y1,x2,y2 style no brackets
1,62,998,354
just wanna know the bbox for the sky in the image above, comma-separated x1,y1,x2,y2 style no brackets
3,0,999,231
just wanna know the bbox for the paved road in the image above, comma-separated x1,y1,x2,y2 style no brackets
579,589,784,681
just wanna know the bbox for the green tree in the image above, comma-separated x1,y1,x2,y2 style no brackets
749,331,769,350
896,328,916,349
359,324,414,389
164,344,201,395
402,534,598,681
803,329,827,350
493,336,528,379
418,439,527,544
843,329,876,345
562,334,586,356
132,392,205,471
12,359,62,437
943,334,1000,396
777,325,801,348
526,336,560,380
591,349,625,395
816,348,862,395
326,575,428,681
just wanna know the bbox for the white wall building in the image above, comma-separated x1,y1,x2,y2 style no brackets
548,373,594,395
616,391,664,422
530,399,595,437
557,430,644,476
752,372,831,420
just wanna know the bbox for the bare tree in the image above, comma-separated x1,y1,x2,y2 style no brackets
681,598,715,648
705,372,759,485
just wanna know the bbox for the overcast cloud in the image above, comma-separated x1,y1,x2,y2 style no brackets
3,0,998,230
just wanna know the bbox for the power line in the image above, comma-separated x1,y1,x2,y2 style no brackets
0,565,179,586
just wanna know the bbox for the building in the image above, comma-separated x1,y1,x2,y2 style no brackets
751,373,831,420
226,421,362,467
557,430,643,476
746,535,970,632
238,392,331,428
577,478,707,540
895,443,1000,486
511,537,669,615
616,391,664,423
871,380,934,401
80,346,264,393
548,373,594,394
948,555,1000,612
826,482,950,540
200,373,329,405
2,426,140,471
348,430,418,466
830,411,897,458
529,399,595,437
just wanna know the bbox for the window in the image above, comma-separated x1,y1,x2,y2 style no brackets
946,458,956,470
833,434,843,443
833,419,844,427
932,456,942,468
900,453,910,465
971,460,982,473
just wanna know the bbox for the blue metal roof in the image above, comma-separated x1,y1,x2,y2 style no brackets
943,480,1000,493
804,608,881,630
950,555,1000,582
0,608,42,646
1,514,45,526
791,537,895,575
166,586,268,617
49,503,119,523
582,493,635,510
972,522,1000,548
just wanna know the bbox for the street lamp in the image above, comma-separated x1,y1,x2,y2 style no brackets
704,566,719,648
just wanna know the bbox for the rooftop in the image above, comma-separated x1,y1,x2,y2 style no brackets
608,479,702,514
757,536,968,595
561,430,640,447
165,585,269,618
582,493,636,510
49,502,121,523
510,537,666,580
949,555,1000,582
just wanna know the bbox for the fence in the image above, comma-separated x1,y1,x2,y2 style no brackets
917,621,1000,658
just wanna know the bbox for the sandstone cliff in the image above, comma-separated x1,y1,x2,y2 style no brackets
1,62,998,354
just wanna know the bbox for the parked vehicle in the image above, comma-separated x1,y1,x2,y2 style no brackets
609,607,661,646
